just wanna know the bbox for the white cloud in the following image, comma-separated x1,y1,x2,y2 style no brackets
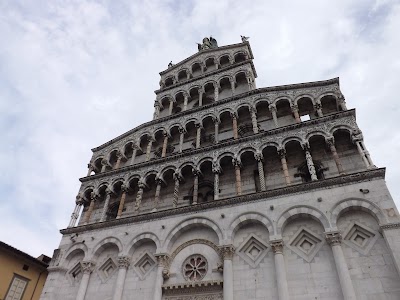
0,0,399,257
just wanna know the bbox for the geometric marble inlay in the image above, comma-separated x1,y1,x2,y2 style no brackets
343,222,379,255
134,252,156,280
237,234,269,268
97,258,117,283
288,227,323,262
67,262,83,285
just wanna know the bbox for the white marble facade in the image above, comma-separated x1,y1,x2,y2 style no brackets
41,38,400,300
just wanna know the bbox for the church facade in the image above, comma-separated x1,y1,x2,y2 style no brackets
41,37,400,300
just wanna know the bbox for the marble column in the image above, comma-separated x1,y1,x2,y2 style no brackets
153,254,169,300
231,113,239,140
83,192,96,225
172,173,181,208
220,245,235,300
212,162,221,200
86,164,93,176
154,179,162,211
214,83,219,101
192,169,199,204
116,185,127,219
271,240,289,300
326,232,357,300
183,94,188,111
195,123,202,149
114,152,123,169
101,159,109,173
153,102,160,120
233,159,242,196
230,78,235,95
112,257,130,300
338,95,347,110
250,107,259,134
146,138,154,161
304,146,318,181
255,153,266,192
168,99,174,115
161,133,169,158
76,261,95,300
269,104,279,128
178,127,185,153
68,196,84,228
198,88,203,107
213,118,219,144
134,183,144,211
130,146,138,165
315,102,323,117
278,149,291,185
291,104,301,123
100,189,112,222
326,137,344,174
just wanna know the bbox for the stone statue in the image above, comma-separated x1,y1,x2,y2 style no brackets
168,61,174,68
197,36,218,51
241,35,250,42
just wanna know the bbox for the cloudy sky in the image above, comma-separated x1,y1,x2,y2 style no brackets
0,0,399,258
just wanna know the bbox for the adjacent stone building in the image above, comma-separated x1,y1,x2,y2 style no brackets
41,37,400,300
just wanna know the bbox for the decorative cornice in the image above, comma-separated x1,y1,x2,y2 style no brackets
82,110,355,184
62,168,386,235
380,223,400,230
162,279,223,291
90,77,340,153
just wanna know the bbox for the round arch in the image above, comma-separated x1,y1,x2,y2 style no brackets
162,217,224,251
330,198,387,227
276,205,330,235
228,212,274,241
126,232,161,256
91,237,123,260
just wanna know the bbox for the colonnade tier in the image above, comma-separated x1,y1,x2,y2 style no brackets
158,42,252,89
155,61,255,112
87,79,345,173
79,111,373,199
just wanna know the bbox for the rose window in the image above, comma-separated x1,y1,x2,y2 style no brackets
182,254,208,281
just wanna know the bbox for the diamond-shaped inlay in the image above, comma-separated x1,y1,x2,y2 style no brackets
288,227,323,262
134,252,156,280
97,258,117,283
67,262,83,285
343,222,378,255
237,234,269,267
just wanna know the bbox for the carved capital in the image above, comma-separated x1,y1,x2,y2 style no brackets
291,104,299,113
230,112,238,119
173,172,182,182
270,240,284,254
212,162,222,174
117,256,131,269
254,152,263,162
80,261,95,274
277,147,286,158
232,158,241,168
154,253,170,268
325,232,342,246
75,195,84,206
268,104,277,112
178,126,187,134
220,245,235,260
